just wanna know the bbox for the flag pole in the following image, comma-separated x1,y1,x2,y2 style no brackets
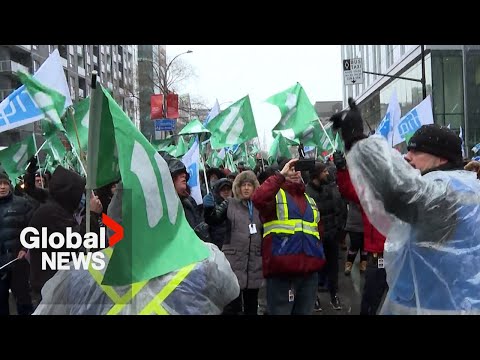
85,70,100,238
256,137,265,171
316,118,337,152
68,106,86,165
31,133,44,188
198,137,210,195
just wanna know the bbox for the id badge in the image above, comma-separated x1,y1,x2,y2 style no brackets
378,258,385,269
288,289,295,302
249,223,257,235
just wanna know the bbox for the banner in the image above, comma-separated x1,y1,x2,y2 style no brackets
166,93,179,119
150,94,164,120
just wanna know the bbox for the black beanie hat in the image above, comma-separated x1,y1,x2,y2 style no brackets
0,170,10,182
407,125,463,164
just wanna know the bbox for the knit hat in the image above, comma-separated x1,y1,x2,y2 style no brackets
0,170,10,182
407,125,463,164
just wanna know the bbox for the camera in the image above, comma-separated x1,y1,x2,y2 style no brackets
294,159,315,172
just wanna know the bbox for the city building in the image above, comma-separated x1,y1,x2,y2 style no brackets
0,45,138,147
314,100,343,123
137,45,166,140
341,45,480,156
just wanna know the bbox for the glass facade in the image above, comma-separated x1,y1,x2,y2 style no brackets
358,54,433,133
343,45,480,157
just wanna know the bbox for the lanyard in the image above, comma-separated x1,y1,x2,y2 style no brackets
247,200,254,223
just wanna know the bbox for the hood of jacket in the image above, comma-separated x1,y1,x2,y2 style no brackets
233,170,259,199
49,166,86,214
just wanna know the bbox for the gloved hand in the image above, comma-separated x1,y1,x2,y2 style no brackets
26,156,38,174
329,98,367,151
333,151,347,170
203,193,215,208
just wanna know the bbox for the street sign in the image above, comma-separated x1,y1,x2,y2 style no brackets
154,119,176,131
343,58,364,85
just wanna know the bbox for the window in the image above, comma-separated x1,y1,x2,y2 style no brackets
33,60,40,72
69,53,75,67
49,45,55,53
32,45,38,50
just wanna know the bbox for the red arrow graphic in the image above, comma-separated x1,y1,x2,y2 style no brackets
102,213,124,247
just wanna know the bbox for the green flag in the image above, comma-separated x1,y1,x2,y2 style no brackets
172,136,188,158
334,132,345,153
207,150,223,168
43,132,67,163
224,151,236,172
404,130,416,146
86,84,120,189
317,126,336,153
65,97,90,155
268,134,292,164
206,95,258,149
90,85,209,286
179,118,210,136
151,137,174,151
267,82,319,140
0,135,36,186
17,70,67,134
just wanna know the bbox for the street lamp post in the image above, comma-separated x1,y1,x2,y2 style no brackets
161,50,193,139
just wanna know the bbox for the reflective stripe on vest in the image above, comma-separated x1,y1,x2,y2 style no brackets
88,247,195,315
264,188,320,239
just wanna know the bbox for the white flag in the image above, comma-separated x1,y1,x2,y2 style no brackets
376,90,401,147
182,139,203,205
393,95,434,146
0,49,71,134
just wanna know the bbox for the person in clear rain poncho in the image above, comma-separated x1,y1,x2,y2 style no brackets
329,98,480,315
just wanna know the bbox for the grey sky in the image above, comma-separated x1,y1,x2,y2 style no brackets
167,45,343,148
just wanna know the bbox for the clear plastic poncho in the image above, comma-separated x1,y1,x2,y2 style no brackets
347,135,480,315
33,243,240,315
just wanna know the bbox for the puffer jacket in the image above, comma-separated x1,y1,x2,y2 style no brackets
204,178,232,249
27,166,101,293
305,180,338,240
0,191,35,268
206,171,263,289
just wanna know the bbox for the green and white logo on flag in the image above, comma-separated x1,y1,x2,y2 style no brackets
17,71,67,134
44,132,67,163
0,135,36,185
267,82,319,140
90,85,209,286
206,95,258,150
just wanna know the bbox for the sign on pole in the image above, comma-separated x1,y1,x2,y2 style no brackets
154,119,176,131
343,58,364,85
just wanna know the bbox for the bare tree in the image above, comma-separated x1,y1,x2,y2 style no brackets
130,55,209,123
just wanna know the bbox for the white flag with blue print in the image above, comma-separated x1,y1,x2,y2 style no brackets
0,49,71,134
392,95,434,146
203,99,220,126
182,138,203,205
376,90,401,147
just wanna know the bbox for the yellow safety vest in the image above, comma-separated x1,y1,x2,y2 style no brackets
88,247,195,315
263,188,320,239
